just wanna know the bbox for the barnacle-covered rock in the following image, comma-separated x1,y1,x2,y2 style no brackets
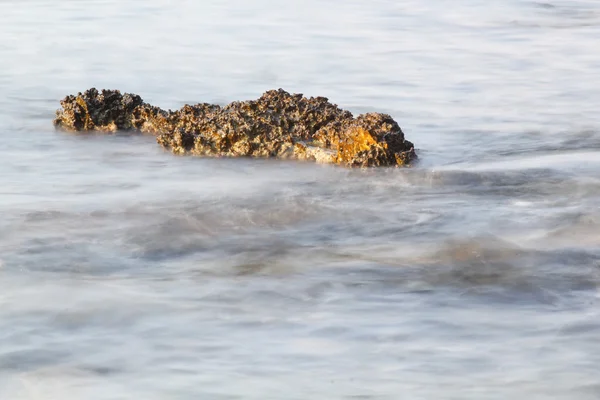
54,88,145,132
54,88,416,167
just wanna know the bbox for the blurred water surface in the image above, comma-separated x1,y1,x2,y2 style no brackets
1,0,599,399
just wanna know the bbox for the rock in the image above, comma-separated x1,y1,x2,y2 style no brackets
54,88,416,167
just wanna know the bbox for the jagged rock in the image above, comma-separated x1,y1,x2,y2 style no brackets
54,88,416,167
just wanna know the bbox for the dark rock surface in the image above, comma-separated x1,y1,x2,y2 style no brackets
54,88,416,167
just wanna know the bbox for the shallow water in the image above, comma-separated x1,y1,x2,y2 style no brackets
1,0,600,399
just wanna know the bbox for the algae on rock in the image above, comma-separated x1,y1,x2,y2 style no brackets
54,88,416,167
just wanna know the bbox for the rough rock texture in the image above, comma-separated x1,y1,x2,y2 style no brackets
54,88,416,167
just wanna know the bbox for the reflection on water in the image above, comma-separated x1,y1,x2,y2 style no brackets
1,0,600,399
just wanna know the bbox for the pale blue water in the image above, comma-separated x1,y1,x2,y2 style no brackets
1,1,600,399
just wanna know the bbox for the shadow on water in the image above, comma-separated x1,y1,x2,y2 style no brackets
515,1,600,28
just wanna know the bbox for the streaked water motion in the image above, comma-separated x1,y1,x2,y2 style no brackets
1,1,599,398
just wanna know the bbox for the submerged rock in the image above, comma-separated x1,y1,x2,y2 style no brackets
54,88,416,167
